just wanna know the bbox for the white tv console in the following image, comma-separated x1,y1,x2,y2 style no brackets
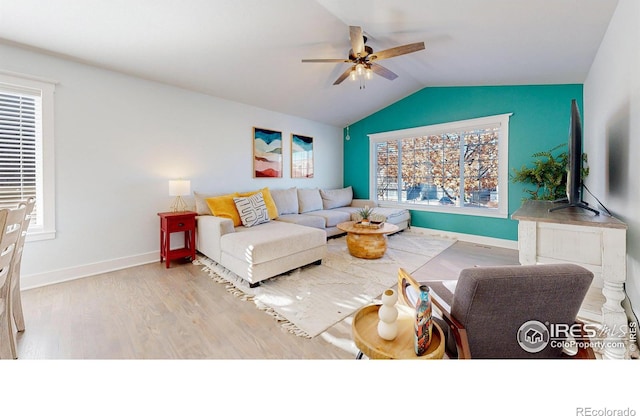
512,200,631,359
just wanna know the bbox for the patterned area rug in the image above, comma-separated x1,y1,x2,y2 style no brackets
195,230,456,338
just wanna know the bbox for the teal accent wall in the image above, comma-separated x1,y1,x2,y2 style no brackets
343,84,584,241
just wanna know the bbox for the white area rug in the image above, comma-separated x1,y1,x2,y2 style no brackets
195,230,456,338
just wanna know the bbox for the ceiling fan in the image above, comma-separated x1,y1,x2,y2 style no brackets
302,26,425,87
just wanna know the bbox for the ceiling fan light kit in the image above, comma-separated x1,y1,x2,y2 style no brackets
302,25,425,89
349,63,373,89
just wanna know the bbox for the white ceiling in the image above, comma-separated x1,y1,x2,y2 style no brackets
0,0,619,127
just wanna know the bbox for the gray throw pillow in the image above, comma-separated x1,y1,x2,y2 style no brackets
194,191,214,215
297,188,323,213
320,186,353,209
270,187,298,215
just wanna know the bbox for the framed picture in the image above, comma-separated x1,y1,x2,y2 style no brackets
253,127,283,178
291,133,314,178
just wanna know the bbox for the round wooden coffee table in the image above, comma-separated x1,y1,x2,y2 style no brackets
337,221,400,259
352,303,445,359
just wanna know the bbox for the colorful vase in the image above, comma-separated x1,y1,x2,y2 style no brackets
414,285,433,356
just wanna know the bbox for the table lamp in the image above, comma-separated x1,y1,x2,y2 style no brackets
169,179,190,212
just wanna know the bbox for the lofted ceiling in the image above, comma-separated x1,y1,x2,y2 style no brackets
0,0,619,127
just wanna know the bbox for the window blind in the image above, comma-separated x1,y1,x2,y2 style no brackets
0,88,41,226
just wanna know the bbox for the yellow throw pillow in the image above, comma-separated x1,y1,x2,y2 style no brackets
205,194,242,226
235,187,278,220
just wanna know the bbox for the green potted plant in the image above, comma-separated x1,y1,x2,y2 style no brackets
357,205,375,224
511,144,589,201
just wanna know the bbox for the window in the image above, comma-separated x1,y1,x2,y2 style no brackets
369,113,512,218
0,72,56,240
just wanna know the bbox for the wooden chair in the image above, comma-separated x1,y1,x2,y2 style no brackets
8,198,35,358
398,265,596,359
0,205,26,359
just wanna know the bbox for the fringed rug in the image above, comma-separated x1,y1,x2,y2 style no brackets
195,230,456,338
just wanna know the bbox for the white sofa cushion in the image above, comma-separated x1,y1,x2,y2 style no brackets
297,188,322,213
271,187,298,215
303,209,351,227
221,221,326,265
373,207,411,221
333,205,410,224
320,186,353,209
276,213,326,229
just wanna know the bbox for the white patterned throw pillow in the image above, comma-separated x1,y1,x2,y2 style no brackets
233,192,270,227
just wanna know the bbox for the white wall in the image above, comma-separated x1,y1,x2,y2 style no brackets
584,0,640,320
0,43,343,289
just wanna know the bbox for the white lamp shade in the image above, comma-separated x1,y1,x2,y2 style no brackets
169,179,191,196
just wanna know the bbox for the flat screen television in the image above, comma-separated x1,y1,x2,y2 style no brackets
549,99,599,215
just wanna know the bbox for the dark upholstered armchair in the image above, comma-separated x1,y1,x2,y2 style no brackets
398,264,596,359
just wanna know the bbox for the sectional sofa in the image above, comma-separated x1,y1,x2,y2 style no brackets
193,186,410,286
265,186,410,237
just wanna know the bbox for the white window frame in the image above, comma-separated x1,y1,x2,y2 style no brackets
0,70,56,241
368,113,512,219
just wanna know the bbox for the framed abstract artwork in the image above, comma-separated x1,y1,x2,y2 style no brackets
253,127,283,178
291,133,314,178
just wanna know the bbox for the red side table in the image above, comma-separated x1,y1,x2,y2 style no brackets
158,211,197,268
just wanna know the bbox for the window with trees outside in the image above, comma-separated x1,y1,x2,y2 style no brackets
369,113,511,218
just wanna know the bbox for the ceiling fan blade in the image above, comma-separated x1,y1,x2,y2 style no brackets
371,63,398,81
333,66,354,85
301,58,351,63
349,26,365,57
369,42,425,61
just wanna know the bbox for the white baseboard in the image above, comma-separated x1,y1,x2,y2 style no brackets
408,226,519,250
21,228,517,290
21,251,160,290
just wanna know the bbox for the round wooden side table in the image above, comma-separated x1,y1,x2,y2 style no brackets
337,221,400,259
351,303,445,359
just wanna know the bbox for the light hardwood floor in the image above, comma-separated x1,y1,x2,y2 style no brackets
15,241,519,359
